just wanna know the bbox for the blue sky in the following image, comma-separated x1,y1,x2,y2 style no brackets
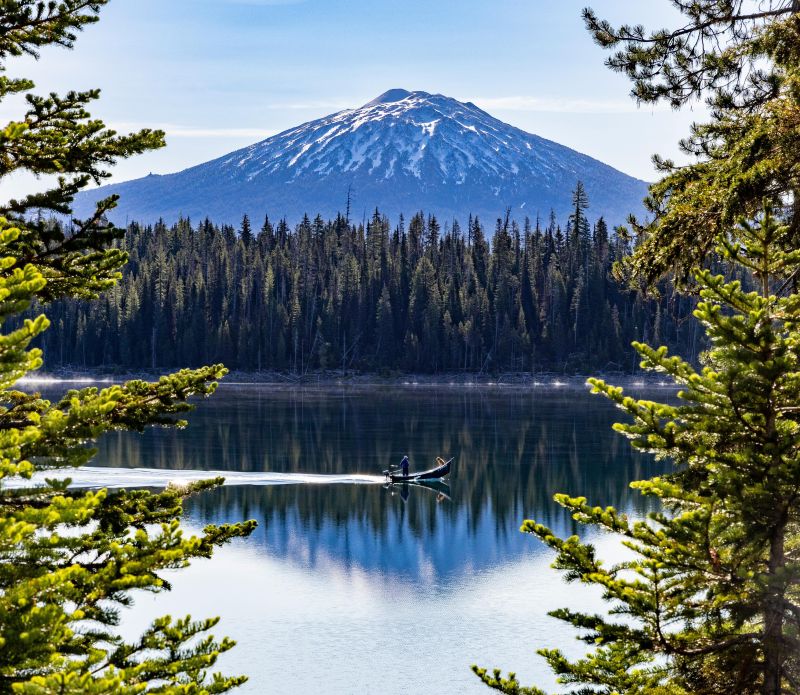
5,0,707,198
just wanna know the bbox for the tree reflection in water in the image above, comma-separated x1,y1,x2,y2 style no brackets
94,385,669,582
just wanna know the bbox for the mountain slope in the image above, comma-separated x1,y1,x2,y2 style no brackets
72,89,649,226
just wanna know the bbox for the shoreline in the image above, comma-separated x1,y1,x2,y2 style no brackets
18,368,677,389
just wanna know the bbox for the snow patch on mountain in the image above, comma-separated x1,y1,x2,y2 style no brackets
217,90,570,184
70,88,650,227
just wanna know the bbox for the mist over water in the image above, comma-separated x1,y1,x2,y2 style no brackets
38,384,670,694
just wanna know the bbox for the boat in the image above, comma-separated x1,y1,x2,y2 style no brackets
383,457,453,483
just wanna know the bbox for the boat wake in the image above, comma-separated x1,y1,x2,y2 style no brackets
4,467,387,489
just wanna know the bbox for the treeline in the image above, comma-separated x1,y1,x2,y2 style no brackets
39,184,702,373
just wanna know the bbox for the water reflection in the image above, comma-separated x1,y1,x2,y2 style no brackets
80,384,674,695
92,385,666,582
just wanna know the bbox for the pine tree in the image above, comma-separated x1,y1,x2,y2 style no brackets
239,213,253,246
568,181,590,249
583,2,800,286
0,3,255,693
375,284,395,363
475,2,800,692
474,208,800,695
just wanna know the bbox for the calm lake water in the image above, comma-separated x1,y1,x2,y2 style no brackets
84,383,669,694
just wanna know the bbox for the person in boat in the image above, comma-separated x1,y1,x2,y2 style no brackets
400,455,409,477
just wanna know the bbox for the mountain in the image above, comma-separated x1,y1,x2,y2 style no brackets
72,89,649,227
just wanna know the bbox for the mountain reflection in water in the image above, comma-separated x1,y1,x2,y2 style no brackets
92,384,668,583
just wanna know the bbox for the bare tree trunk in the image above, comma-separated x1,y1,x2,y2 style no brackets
762,512,788,695
791,189,800,295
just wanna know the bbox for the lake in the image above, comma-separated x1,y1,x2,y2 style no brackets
88,383,669,694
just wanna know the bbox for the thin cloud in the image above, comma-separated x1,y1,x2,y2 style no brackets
221,0,308,5
260,100,350,111
166,126,278,139
468,95,670,114
111,122,277,139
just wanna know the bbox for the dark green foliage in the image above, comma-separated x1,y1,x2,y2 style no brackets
474,4,800,694
0,1,164,302
583,3,800,287
0,2,255,692
36,195,703,374
583,1,797,109
474,209,800,694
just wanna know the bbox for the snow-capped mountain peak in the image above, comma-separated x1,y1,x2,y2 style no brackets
72,89,648,226
362,88,413,106
222,89,537,185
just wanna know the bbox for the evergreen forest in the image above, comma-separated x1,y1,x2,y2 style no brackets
40,185,702,374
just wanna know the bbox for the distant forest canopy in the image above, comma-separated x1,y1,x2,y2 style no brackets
39,184,704,373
